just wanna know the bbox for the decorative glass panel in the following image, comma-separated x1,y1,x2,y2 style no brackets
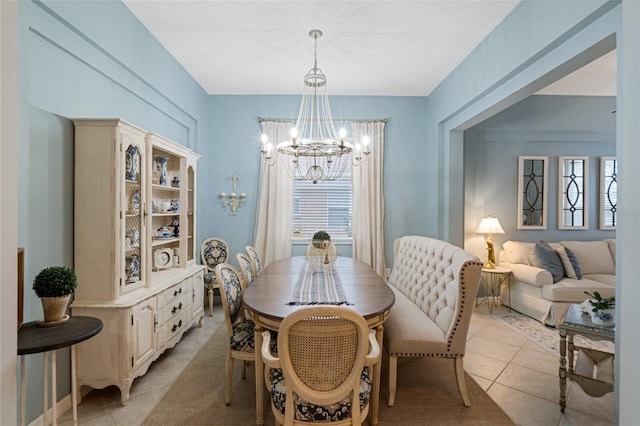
600,157,617,230
558,156,588,229
517,156,548,229
123,144,144,287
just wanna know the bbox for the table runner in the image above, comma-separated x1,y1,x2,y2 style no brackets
288,262,351,305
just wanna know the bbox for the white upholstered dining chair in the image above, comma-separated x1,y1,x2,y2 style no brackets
200,237,229,316
245,245,262,277
236,252,255,291
261,306,380,425
216,262,275,405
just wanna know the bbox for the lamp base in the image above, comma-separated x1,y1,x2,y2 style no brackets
483,262,496,270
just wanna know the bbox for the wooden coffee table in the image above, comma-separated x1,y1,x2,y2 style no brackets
559,303,614,412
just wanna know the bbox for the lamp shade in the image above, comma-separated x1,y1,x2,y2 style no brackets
476,216,505,234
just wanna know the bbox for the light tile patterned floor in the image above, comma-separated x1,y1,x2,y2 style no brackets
54,302,614,426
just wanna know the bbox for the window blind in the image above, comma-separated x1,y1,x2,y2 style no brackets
291,167,353,241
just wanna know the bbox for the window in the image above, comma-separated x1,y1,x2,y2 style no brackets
558,156,588,229
600,157,617,229
291,167,352,241
517,156,548,229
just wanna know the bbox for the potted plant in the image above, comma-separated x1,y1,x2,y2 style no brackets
33,266,78,324
584,291,615,326
312,230,331,248
307,231,336,270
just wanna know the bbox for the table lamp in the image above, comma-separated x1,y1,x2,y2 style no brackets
476,216,505,269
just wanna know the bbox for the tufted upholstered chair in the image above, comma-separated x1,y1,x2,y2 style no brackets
245,245,262,277
261,306,380,426
216,263,276,405
383,236,483,407
236,252,255,292
200,237,229,316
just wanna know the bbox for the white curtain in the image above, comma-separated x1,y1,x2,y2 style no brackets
352,121,386,279
253,121,294,268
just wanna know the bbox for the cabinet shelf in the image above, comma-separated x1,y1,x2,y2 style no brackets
152,212,179,217
152,184,179,192
152,237,179,246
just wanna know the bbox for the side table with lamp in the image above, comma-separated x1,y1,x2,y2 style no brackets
475,216,511,313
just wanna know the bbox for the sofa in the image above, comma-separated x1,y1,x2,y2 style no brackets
498,239,616,327
383,236,483,407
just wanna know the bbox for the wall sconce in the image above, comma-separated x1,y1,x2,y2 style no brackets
219,175,247,215
475,215,505,269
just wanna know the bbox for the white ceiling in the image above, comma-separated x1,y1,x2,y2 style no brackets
123,1,616,97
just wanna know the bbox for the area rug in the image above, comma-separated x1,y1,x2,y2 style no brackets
494,314,614,354
143,324,514,425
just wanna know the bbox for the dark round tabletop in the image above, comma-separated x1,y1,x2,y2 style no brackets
18,316,103,355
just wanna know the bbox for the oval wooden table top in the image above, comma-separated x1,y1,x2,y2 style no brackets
244,256,395,324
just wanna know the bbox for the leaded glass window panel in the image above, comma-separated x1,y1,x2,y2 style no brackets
599,157,617,230
558,156,588,230
517,156,548,230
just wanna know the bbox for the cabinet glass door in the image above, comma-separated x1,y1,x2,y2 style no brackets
187,164,195,263
123,143,145,290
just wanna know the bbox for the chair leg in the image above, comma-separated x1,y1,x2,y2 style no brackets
388,354,397,406
225,352,233,405
208,286,214,317
454,357,471,407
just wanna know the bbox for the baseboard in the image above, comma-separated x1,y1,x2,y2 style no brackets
27,393,71,426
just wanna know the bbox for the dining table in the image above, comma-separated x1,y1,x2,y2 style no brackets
243,255,395,425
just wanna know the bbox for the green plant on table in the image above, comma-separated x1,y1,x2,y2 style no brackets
312,231,331,248
584,291,615,312
33,266,78,298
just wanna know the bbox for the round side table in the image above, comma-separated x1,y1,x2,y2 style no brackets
18,316,103,426
477,266,512,314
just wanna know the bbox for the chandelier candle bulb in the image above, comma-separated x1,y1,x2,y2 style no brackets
362,136,371,153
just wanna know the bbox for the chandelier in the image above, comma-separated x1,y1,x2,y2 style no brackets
260,30,371,184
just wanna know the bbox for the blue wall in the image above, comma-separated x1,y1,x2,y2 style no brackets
19,1,208,423
463,95,616,261
203,95,428,268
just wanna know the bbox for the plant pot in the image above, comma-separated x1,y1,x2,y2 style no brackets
312,239,330,249
306,241,337,271
40,295,71,323
589,308,615,327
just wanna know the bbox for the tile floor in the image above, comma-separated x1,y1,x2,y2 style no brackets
54,302,614,426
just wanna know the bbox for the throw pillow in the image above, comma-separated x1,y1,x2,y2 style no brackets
530,241,565,283
556,246,577,279
564,246,583,279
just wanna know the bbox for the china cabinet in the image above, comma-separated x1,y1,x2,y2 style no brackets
71,119,203,404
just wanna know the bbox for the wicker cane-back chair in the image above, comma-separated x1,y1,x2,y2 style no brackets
215,263,254,405
261,306,380,426
245,245,262,277
236,252,255,291
200,237,229,316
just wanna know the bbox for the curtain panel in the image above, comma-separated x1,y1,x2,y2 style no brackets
352,121,386,279
253,120,294,268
